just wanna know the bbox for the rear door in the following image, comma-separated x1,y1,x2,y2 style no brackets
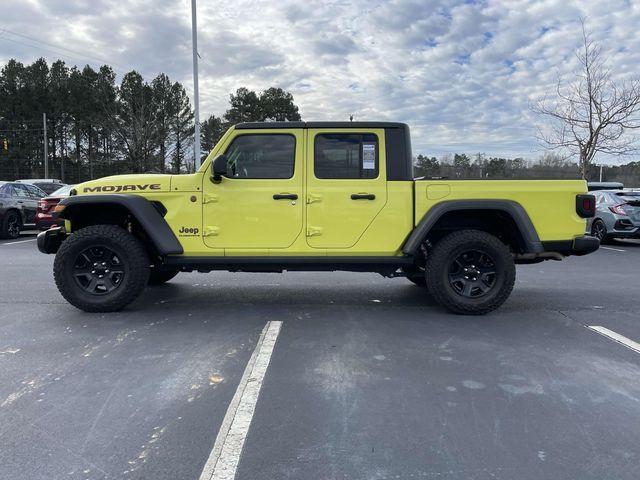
305,128,387,248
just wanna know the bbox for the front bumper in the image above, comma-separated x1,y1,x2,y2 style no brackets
542,236,600,257
37,226,66,254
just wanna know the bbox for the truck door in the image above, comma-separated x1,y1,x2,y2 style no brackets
202,130,304,250
305,128,387,248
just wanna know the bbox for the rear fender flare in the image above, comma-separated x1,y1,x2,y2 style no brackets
402,200,543,255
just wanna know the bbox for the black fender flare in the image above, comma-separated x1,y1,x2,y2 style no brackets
402,199,543,255
58,194,183,255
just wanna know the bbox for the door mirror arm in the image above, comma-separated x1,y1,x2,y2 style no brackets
211,155,228,184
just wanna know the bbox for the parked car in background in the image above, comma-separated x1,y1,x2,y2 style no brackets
0,181,47,238
35,184,74,230
16,178,66,195
588,190,640,242
587,181,624,191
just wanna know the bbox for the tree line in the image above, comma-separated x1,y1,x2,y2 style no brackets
0,58,301,182
415,152,640,186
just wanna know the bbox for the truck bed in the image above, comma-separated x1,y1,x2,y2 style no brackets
414,180,588,241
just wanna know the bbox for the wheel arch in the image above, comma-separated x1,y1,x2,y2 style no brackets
4,207,23,222
58,194,183,255
403,200,543,255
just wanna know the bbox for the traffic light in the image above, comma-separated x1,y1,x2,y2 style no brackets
2,138,7,151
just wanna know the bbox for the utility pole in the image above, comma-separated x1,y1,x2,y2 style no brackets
43,113,48,178
191,0,201,171
599,164,603,182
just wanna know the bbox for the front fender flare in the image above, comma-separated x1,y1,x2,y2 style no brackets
58,194,183,255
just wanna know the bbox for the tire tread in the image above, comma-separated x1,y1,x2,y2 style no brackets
426,229,515,315
53,225,149,312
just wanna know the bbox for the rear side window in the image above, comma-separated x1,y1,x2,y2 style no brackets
24,184,45,198
223,134,295,179
314,133,379,179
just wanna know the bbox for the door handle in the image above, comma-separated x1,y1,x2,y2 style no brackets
273,193,298,200
350,193,375,200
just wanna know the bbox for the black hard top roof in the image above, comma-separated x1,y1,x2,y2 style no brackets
235,121,409,130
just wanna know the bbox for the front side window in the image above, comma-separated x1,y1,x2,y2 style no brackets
314,133,379,179
223,134,295,179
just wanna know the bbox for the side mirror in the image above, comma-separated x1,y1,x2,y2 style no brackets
211,155,228,184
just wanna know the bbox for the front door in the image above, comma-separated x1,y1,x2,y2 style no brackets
306,128,387,248
202,131,304,250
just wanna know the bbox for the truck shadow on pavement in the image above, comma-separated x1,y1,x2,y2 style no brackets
135,278,441,310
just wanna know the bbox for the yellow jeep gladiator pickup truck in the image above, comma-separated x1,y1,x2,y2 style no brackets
38,122,599,314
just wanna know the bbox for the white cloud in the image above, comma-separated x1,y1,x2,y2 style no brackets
1,0,639,161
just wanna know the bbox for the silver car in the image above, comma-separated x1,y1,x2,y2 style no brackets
588,190,640,242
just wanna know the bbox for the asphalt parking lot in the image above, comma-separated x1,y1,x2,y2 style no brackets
1,233,640,480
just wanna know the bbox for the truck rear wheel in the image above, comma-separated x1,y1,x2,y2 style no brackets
426,230,515,315
53,225,150,312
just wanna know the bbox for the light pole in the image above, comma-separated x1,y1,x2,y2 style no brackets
191,0,201,171
43,112,48,178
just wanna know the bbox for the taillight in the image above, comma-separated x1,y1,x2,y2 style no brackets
576,194,596,218
609,204,628,215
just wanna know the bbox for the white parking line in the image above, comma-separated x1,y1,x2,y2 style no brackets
199,320,283,480
587,326,640,354
1,238,36,246
600,246,626,252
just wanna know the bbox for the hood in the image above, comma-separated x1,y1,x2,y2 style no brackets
75,174,172,195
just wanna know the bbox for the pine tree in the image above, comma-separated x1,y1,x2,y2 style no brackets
168,82,194,173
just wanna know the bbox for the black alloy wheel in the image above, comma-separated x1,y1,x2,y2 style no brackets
447,249,496,298
73,246,126,295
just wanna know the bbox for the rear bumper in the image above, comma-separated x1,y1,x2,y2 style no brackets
37,226,66,254
35,217,64,231
542,236,600,257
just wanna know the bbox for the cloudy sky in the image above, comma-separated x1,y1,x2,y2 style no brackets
1,0,639,161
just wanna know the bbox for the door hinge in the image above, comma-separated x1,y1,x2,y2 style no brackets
203,226,220,237
202,193,219,204
307,193,323,204
306,226,323,237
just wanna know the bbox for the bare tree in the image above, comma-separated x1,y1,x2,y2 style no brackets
533,20,640,178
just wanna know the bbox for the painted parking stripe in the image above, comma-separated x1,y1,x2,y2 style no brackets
587,326,640,354
1,238,37,246
600,246,626,252
199,320,283,480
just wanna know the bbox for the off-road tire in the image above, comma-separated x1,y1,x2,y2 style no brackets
426,230,515,315
53,225,150,312
148,267,179,285
0,210,21,239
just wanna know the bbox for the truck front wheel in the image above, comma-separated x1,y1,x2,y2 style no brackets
426,230,515,315
53,225,150,312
